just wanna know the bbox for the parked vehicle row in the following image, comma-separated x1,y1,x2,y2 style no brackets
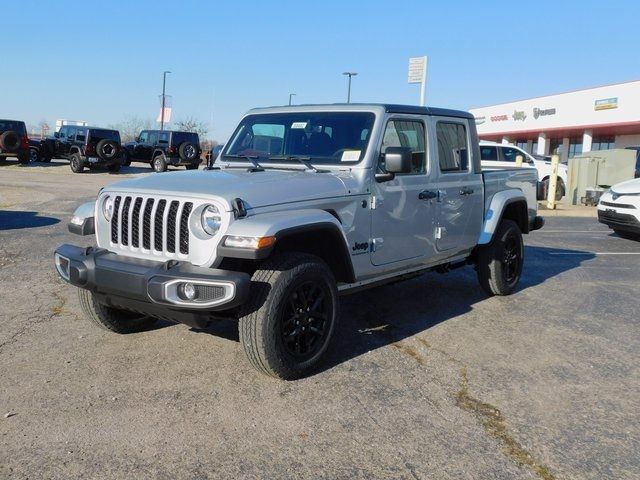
1,116,203,174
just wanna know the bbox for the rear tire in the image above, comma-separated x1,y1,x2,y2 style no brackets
185,163,199,170
69,153,84,173
152,154,167,172
107,162,121,173
477,219,524,296
78,289,156,334
239,253,338,379
540,178,564,202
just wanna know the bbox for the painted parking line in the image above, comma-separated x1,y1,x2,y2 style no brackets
548,252,640,255
537,230,608,233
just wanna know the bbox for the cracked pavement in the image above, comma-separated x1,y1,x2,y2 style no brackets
1,160,639,479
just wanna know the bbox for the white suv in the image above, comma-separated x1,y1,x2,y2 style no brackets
480,141,568,200
597,178,640,239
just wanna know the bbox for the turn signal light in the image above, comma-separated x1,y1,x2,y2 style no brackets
224,235,276,249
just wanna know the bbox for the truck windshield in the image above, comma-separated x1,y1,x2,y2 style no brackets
223,112,375,165
89,129,120,143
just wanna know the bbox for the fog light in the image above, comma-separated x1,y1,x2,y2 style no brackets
55,253,70,281
178,282,198,301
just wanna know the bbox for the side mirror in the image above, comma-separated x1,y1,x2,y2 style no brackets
376,147,413,182
54,132,59,138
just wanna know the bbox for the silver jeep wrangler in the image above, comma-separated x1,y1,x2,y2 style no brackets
55,104,543,379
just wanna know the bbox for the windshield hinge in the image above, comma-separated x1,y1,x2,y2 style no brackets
370,196,383,209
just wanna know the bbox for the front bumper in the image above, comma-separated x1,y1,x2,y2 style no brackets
54,244,250,328
597,209,640,234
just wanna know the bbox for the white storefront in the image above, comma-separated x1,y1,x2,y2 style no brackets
469,80,640,162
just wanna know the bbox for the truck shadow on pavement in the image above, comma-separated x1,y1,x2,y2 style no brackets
320,244,595,374
187,245,594,375
0,210,60,230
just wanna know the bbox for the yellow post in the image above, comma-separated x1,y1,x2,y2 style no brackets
515,154,523,167
546,154,560,209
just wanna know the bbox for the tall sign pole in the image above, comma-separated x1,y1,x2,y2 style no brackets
160,70,171,130
408,56,428,106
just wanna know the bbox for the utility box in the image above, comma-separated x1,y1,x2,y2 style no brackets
566,149,636,205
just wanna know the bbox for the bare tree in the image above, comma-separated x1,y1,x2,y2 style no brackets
109,115,155,142
174,117,209,139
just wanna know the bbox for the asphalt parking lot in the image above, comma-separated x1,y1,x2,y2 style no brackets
1,159,639,480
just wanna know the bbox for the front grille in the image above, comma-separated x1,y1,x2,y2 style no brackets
110,195,193,257
600,200,636,209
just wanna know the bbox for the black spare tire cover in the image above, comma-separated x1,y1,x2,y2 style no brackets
178,142,198,161
96,139,118,160
0,131,20,151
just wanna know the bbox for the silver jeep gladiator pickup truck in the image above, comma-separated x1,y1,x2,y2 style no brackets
55,104,543,379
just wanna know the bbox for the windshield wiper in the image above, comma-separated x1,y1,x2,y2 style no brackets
268,155,321,172
222,154,264,172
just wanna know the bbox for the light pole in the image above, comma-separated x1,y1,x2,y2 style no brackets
288,93,296,106
342,72,357,103
160,70,171,130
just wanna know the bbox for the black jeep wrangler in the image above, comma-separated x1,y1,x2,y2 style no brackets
121,130,201,172
40,125,122,173
0,119,30,164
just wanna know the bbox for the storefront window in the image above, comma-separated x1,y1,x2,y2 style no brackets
592,136,615,151
531,142,538,154
549,138,564,156
568,137,583,158
515,140,528,151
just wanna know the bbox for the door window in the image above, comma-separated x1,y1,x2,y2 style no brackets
480,145,498,161
436,122,468,172
501,147,524,162
138,131,149,143
58,127,68,139
76,129,87,142
380,119,426,174
158,132,169,144
149,132,160,145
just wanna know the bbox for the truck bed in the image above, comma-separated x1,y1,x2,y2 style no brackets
483,167,538,225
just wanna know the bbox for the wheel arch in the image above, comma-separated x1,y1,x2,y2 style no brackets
478,190,529,244
217,209,355,283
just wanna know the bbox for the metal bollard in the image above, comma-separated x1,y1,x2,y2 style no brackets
546,154,560,209
515,154,523,167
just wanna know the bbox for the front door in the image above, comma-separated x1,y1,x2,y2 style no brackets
134,131,150,161
370,117,437,266
431,118,483,253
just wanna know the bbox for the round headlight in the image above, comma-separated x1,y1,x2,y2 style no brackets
201,204,222,236
102,196,114,221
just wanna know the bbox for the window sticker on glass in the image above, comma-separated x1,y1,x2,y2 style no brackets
291,122,308,129
341,150,361,162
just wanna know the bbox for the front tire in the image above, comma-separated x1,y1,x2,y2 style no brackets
78,289,156,334
239,253,339,379
477,219,524,296
121,150,131,167
69,153,84,173
18,151,30,165
107,162,121,173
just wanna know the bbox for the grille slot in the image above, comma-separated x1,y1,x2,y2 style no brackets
108,196,193,258
121,197,132,246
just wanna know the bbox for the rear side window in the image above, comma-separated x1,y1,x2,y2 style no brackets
172,132,199,145
381,119,426,174
158,132,169,144
0,120,26,135
76,129,87,142
89,129,120,143
480,146,498,161
436,122,468,172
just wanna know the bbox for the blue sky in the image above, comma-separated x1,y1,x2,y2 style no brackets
3,0,639,141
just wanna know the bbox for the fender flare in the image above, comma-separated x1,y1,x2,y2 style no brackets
152,149,165,159
217,209,355,280
478,190,527,245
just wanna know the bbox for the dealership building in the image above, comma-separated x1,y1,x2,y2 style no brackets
469,80,640,162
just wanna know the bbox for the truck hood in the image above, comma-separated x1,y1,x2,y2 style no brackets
104,169,352,210
611,178,640,194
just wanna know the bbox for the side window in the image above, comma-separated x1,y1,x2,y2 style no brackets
480,146,498,161
381,119,426,174
158,132,169,144
436,122,468,173
138,131,149,143
58,127,68,139
501,147,522,162
76,129,86,142
148,132,159,145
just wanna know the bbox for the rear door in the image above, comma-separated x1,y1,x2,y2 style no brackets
431,118,484,253
370,116,437,266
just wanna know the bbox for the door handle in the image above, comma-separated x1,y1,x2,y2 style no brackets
419,190,438,200
459,187,474,196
